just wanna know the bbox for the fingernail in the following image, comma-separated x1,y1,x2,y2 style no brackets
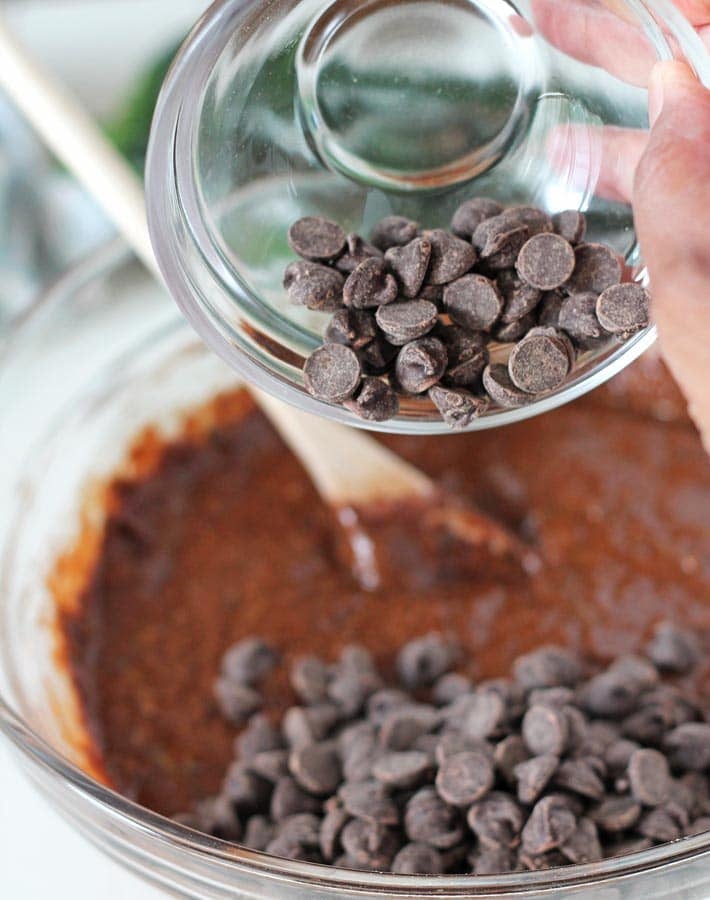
649,60,698,126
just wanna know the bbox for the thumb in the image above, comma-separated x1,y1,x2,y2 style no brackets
633,61,710,452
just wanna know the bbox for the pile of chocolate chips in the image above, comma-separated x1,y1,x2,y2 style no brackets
284,202,650,428
176,623,709,875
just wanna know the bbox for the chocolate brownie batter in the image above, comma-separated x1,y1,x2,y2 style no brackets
58,359,710,818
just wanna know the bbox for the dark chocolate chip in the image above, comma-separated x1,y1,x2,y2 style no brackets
372,751,432,789
289,742,342,795
494,734,529,785
359,334,398,375
396,633,458,689
338,780,400,825
235,714,284,760
522,705,569,757
521,795,578,855
513,646,583,689
249,749,289,782
283,704,340,748
637,806,683,842
444,274,504,331
436,750,495,806
223,763,272,811
645,622,701,674
422,229,478,284
514,754,559,804
343,258,398,309
553,210,587,245
497,270,542,324
517,233,576,291
627,748,671,807
537,290,565,328
436,324,489,388
404,786,464,849
328,668,382,717
244,814,276,851
664,723,710,772
566,243,622,294
290,656,332,706
376,300,439,346
467,791,525,848
193,795,242,841
284,261,345,312
222,638,279,685
395,337,448,394
451,197,503,239
500,206,554,237
508,328,572,394
343,377,400,422
379,705,439,751
303,343,361,403
366,689,410,725
428,385,489,430
554,758,605,800
475,220,529,270
370,216,419,251
591,796,641,832
288,216,346,261
493,312,537,343
471,844,516,875
335,233,383,273
605,739,641,776
596,283,650,337
458,690,507,740
319,799,349,861
385,238,432,298
558,292,608,347
340,818,400,870
686,816,710,837
580,671,641,719
560,817,603,864
432,673,473,706
482,363,535,409
325,308,377,350
391,842,444,874
213,678,262,723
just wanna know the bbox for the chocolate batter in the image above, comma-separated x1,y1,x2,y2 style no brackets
58,359,710,818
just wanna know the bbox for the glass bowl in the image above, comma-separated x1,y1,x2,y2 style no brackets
1,243,710,897
146,0,710,433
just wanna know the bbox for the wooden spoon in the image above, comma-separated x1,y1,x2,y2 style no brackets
0,22,538,587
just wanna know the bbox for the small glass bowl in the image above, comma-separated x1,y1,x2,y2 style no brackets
1,244,710,898
146,0,709,433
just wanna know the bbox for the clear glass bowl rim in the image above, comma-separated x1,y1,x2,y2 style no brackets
0,241,709,893
146,0,709,435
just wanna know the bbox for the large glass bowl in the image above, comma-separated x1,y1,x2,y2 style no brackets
146,0,710,433
1,244,710,897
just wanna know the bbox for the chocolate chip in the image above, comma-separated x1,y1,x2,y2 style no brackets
626,748,671,807
458,690,507,740
343,258,398,309
521,795,578,854
493,312,537,343
249,749,289,782
451,197,504,239
283,704,340,748
235,714,284,760
686,816,710,837
522,705,569,757
194,795,242,841
436,750,495,806
537,290,565,328
396,633,458,689
338,780,399,825
513,646,583,689
514,754,559,804
596,283,650,337
370,216,419,251
508,328,573,394
223,763,271,811
385,238,432,298
344,377,400,422
528,687,576,708
517,233,576,291
645,622,701,674
269,777,321,822
376,300,438,346
566,243,622,294
213,677,261,723
359,334,398,375
391,842,444,874
341,730,379,783
638,806,683,842
664,723,710,772
497,270,542,324
474,218,529,270
500,206,554,237
428,385,488,430
559,292,608,347
560,817,602,864
372,751,432,789
340,818,400,870
436,324,489,388
444,274,503,331
289,742,342,795
303,343,361,403
471,844,516,875
417,283,444,306
335,233,383,273
379,706,439,751
290,656,332,706
605,739,641,776
284,260,345,311
482,363,535,409
328,669,382,717
553,210,587,245
435,732,493,764
221,638,279,685
467,791,525,848
591,796,641,832
404,786,464,849
319,799,349,861
244,814,275,851
422,229,477,284
494,734,529,785
325,308,377,350
432,673,473,706
366,689,410,725
609,654,659,689
288,216,346,261
395,337,448,394
580,671,640,719
554,758,605,800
